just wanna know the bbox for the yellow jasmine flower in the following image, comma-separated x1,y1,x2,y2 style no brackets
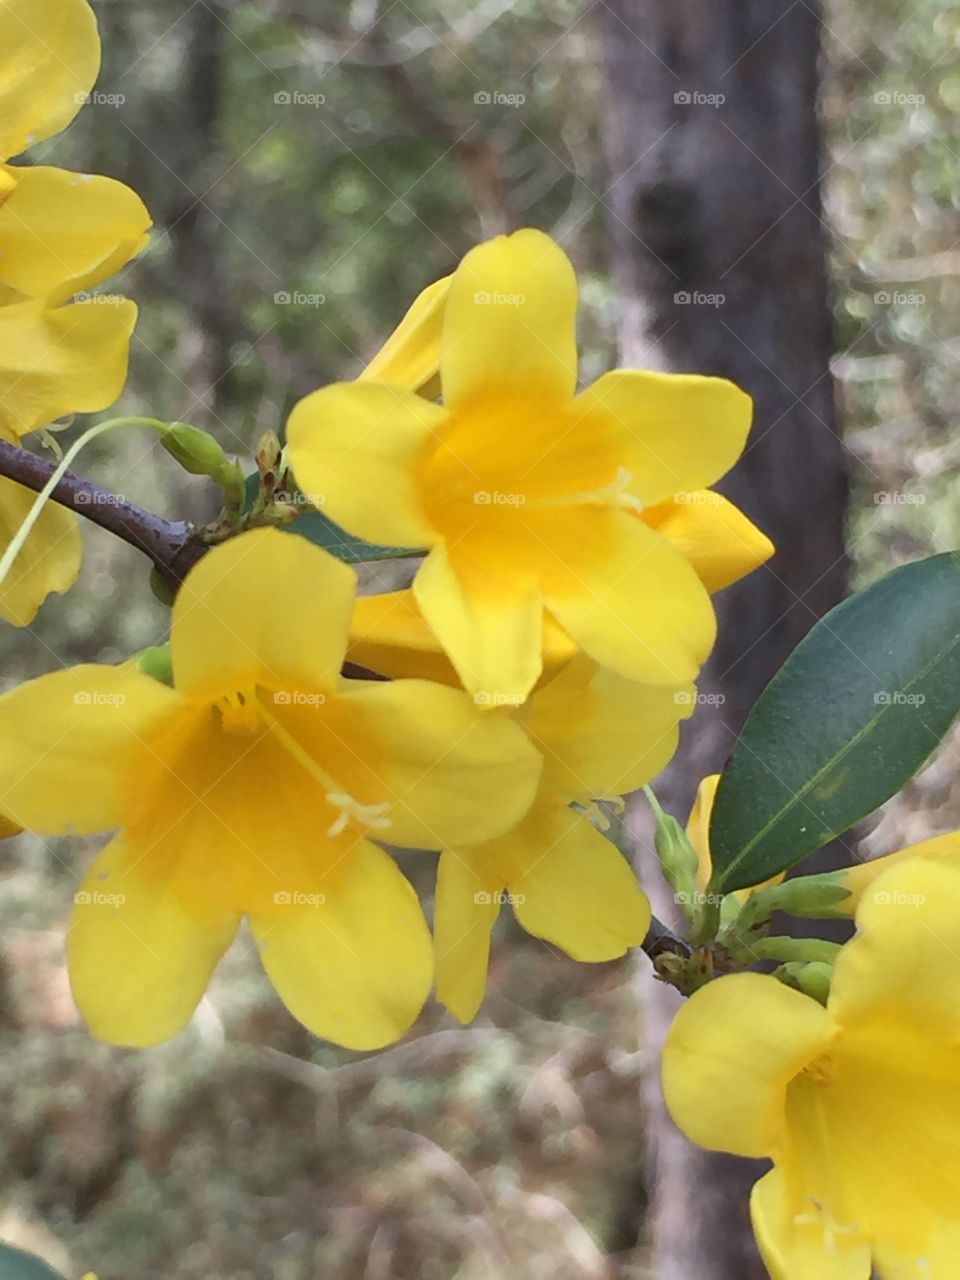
0,529,542,1049
662,856,960,1279
0,0,151,305
434,655,693,1021
287,229,757,702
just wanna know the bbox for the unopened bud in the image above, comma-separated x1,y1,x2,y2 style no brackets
161,422,231,480
754,873,852,920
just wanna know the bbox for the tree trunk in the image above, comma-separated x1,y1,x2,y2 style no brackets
595,3,848,1277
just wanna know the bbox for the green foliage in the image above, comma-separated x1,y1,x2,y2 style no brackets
709,552,960,892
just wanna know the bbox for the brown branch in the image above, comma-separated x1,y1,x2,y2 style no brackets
0,438,209,588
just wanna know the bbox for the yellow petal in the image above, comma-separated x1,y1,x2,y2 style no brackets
575,370,752,507
0,0,99,158
0,164,151,304
286,380,445,548
349,587,464,685
524,654,691,801
0,476,81,625
0,296,136,438
348,587,578,688
339,675,543,850
830,857,960,1035
643,491,774,593
171,527,356,701
751,1169,873,1280
543,509,716,687
0,663,178,834
359,273,450,394
433,849,502,1023
661,972,832,1158
508,803,651,959
68,835,239,1047
0,811,21,838
441,228,577,408
413,544,544,703
838,831,960,916
251,840,432,1050
686,773,720,889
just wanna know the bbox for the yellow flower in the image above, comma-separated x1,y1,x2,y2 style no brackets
0,0,151,305
0,529,542,1049
434,655,693,1021
662,856,960,1278
287,229,762,703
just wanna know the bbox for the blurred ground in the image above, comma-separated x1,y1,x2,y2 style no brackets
2,0,960,1276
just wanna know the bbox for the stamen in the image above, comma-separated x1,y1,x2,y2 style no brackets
256,697,393,838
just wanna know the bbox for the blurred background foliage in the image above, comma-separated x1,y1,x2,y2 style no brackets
2,0,960,1276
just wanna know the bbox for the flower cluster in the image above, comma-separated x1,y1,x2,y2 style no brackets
5,5,960,1275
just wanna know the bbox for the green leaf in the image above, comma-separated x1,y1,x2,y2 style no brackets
0,1243,66,1279
709,552,960,893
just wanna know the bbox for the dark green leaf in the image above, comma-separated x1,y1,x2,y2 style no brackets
0,1243,66,1279
709,552,960,892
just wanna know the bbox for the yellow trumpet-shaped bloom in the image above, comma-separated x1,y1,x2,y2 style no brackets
0,530,542,1049
0,0,151,305
663,856,960,1279
434,655,694,1021
287,229,762,703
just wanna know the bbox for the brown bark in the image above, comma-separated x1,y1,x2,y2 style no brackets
595,2,848,1276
